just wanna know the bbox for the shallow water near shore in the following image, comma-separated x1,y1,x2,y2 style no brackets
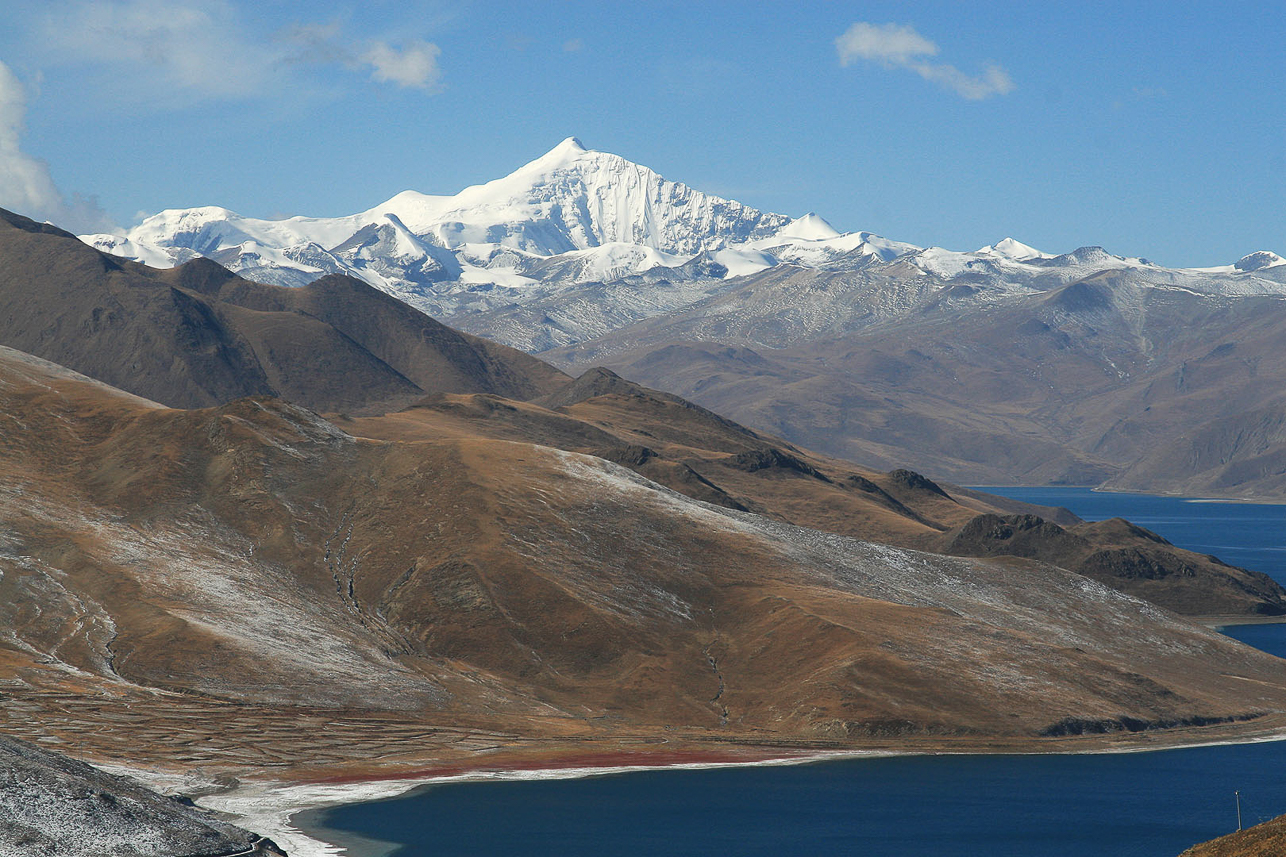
295,488,1286,857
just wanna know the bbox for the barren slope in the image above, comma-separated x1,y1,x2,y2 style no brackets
1180,815,1286,857
0,735,280,857
3,346,1286,784
0,207,565,414
547,266,1286,499
340,368,1286,617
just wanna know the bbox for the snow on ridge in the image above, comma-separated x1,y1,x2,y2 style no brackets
776,213,842,242
75,137,1286,326
976,237,1050,261
1235,250,1286,272
359,137,791,258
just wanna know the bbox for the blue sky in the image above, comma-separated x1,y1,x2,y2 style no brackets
0,1,1281,267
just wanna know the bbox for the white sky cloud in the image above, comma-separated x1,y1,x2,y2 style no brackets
836,22,1014,101
0,61,115,233
33,1,445,102
836,22,938,67
361,40,443,91
41,0,277,100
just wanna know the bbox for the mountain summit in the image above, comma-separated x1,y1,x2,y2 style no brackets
363,135,792,256
79,138,1286,357
87,138,795,284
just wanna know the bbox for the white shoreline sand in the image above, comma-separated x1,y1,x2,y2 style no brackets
196,750,893,857
97,727,1286,857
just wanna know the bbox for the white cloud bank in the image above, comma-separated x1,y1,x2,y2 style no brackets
836,22,1014,101
0,61,115,233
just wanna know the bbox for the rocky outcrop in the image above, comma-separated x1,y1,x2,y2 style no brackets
0,736,282,857
937,514,1286,616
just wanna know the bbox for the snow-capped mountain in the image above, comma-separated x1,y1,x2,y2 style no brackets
84,137,797,297
82,136,1286,351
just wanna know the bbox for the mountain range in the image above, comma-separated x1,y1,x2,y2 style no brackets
80,139,1286,499
0,207,1283,778
8,210,1283,621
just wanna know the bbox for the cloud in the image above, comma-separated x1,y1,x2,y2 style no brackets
836,22,1014,101
33,1,445,103
0,61,116,234
39,0,278,101
836,22,938,67
915,62,1014,101
361,40,443,91
280,21,349,65
281,24,445,91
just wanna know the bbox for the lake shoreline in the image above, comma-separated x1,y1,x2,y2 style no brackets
181,488,1286,855
174,721,1286,857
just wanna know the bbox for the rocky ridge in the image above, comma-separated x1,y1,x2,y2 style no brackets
0,207,566,413
0,735,281,857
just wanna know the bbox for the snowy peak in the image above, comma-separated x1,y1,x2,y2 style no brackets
1236,250,1286,272
361,137,792,258
1044,246,1121,268
495,135,597,183
78,135,1286,349
776,213,842,242
977,237,1050,261
529,135,589,166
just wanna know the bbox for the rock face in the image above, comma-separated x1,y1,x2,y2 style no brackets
0,735,280,857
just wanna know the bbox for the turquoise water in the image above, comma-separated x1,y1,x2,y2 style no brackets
299,488,1286,857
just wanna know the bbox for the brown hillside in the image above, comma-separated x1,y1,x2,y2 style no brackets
0,207,565,413
340,369,1286,617
6,209,1276,618
1180,815,1286,857
545,265,1286,500
4,343,1286,784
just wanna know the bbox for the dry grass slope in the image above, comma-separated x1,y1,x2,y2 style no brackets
1180,815,1286,857
2,345,1286,787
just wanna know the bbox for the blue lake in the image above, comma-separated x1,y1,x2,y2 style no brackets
298,488,1286,857
982,487,1286,585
